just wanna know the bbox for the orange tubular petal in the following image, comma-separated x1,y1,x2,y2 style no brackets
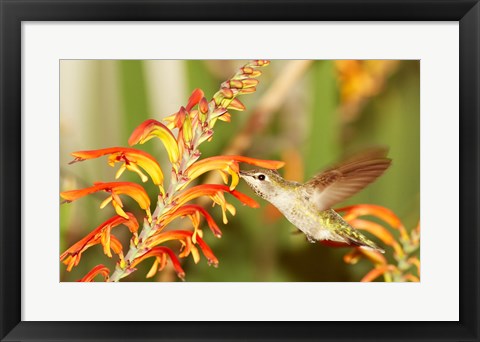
404,274,420,282
184,160,238,190
174,107,187,129
361,265,396,282
336,204,410,242
343,249,362,264
348,218,404,257
70,147,164,186
357,248,387,265
186,88,205,112
60,213,138,268
128,119,180,165
109,235,124,255
146,230,219,266
130,246,186,280
162,204,222,237
195,235,219,266
347,218,395,246
60,183,106,202
111,182,151,211
184,156,285,191
78,264,110,282
226,155,285,169
361,267,387,282
173,184,259,209
61,182,150,212
228,189,260,208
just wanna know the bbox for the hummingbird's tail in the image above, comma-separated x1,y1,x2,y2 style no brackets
336,225,385,254
349,239,385,254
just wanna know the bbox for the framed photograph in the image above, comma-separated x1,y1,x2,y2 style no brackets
1,0,478,341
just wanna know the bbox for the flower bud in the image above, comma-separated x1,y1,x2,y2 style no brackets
220,87,234,99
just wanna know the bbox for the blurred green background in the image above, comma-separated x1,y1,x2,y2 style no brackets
60,60,419,282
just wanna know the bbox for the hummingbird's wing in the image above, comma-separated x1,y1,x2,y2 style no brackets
305,147,391,212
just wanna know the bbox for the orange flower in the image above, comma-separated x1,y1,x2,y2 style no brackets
60,213,138,271
361,265,397,282
130,246,185,280
404,274,420,282
172,184,258,224
146,230,218,267
163,106,199,131
69,147,165,192
335,204,420,282
60,182,151,221
337,204,410,242
408,256,421,276
184,155,285,190
342,246,387,266
128,119,180,167
159,204,222,238
78,264,110,282
347,218,404,257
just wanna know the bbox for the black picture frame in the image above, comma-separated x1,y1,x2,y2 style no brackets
1,1,478,341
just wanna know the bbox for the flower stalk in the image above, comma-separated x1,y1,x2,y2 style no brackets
61,60,284,282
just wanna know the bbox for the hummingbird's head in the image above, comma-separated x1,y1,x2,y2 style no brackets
239,168,285,201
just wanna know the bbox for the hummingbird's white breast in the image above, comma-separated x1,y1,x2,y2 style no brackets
267,187,341,242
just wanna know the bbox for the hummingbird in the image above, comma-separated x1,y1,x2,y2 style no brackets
239,148,391,253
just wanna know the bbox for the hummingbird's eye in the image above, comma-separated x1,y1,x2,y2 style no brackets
258,174,266,181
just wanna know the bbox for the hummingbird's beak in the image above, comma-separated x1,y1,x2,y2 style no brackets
239,170,246,178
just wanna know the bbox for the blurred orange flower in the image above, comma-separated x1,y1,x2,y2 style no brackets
337,204,420,282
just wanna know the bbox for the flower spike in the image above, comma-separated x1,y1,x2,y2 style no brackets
61,60,272,282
